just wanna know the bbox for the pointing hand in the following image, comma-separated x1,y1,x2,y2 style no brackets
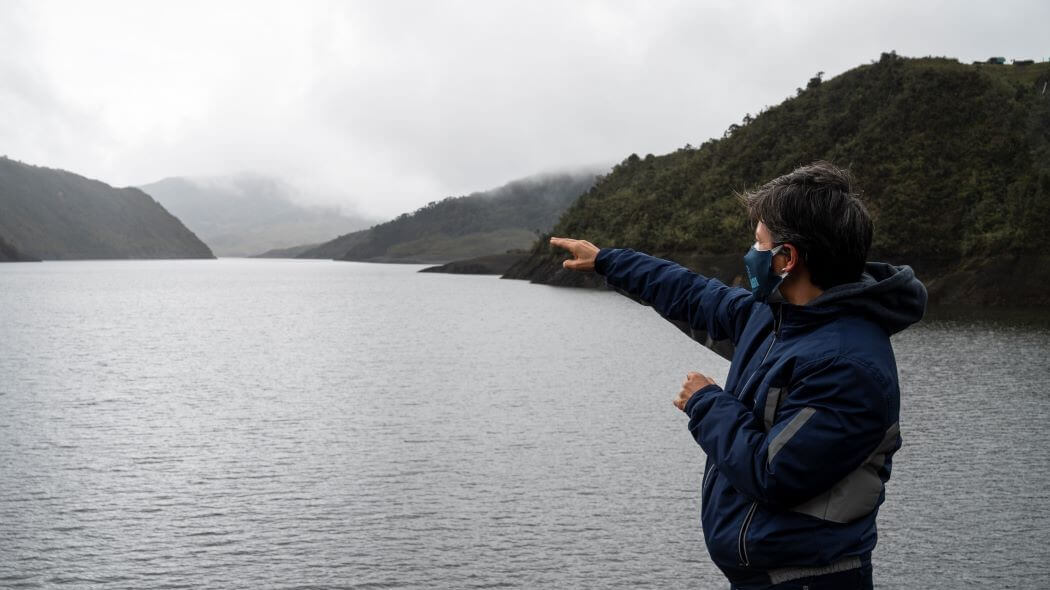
549,236,600,272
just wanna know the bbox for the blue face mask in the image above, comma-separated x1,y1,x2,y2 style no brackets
743,243,788,302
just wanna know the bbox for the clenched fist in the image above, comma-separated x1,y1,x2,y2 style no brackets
674,372,717,412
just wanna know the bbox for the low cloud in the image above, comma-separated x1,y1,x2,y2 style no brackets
2,0,1048,218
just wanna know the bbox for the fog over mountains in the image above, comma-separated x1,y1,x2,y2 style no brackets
298,170,601,262
140,174,377,257
0,155,598,264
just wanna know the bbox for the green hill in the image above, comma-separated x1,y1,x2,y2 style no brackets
507,54,1050,306
0,157,213,260
299,171,599,263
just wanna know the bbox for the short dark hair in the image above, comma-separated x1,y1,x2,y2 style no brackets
743,161,873,289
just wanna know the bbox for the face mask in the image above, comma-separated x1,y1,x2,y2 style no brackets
743,242,788,302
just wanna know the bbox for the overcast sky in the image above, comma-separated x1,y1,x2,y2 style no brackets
2,1,1048,218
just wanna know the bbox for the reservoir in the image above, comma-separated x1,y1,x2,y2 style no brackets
1,259,1047,588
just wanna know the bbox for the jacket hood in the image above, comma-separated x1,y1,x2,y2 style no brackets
807,262,928,335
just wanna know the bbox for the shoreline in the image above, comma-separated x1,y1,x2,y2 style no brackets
501,250,1050,308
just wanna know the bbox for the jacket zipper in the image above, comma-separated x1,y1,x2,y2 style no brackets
736,335,775,401
738,501,758,566
736,304,781,402
736,305,781,567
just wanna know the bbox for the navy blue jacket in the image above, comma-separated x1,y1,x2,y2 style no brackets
595,248,927,588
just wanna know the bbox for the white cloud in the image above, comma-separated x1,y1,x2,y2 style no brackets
2,0,1048,218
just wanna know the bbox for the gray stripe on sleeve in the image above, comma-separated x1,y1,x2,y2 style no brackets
790,421,901,523
767,407,817,465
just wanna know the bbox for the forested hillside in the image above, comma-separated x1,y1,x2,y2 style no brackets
0,157,213,260
508,55,1050,305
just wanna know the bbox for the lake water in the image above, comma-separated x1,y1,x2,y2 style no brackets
1,259,1048,589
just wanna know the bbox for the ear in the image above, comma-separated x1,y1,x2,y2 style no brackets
780,243,800,274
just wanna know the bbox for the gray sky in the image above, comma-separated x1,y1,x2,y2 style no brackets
2,0,1048,218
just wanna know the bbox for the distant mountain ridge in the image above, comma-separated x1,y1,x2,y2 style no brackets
253,243,321,258
299,171,600,263
0,157,213,260
139,174,376,257
507,54,1050,306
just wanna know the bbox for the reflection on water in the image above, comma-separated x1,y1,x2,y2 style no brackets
0,260,1047,589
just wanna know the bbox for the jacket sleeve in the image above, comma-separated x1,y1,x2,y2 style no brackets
595,248,757,345
683,355,890,507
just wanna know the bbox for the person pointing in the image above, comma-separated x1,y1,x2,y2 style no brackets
550,162,927,590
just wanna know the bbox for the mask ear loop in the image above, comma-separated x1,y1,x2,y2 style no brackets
771,244,790,279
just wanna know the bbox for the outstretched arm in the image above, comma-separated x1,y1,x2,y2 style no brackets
550,237,757,345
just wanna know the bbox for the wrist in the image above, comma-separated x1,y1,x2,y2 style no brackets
684,383,722,415
594,247,615,275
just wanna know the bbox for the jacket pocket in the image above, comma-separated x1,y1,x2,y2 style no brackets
737,501,758,566
702,464,718,498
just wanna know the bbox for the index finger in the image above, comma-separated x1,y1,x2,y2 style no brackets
549,237,575,251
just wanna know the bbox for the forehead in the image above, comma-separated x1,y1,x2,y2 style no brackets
754,221,771,238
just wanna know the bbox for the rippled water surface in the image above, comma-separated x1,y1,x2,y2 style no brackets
1,259,1048,589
